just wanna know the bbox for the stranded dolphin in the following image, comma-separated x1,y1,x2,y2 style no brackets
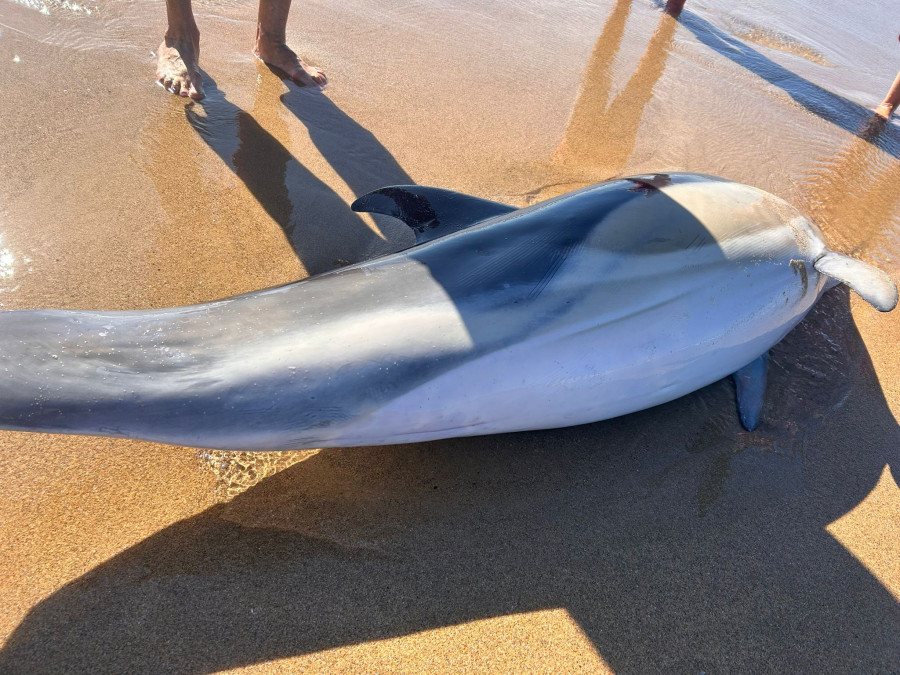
0,173,895,450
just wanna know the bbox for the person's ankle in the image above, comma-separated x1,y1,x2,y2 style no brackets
256,27,287,46
165,22,200,44
875,101,895,118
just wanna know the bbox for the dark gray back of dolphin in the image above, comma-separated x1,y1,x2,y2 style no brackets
0,173,896,446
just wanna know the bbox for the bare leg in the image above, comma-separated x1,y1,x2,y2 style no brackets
157,0,204,99
254,0,327,89
875,69,900,118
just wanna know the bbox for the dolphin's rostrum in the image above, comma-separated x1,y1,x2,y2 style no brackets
0,173,895,449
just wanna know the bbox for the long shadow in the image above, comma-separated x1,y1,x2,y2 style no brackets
279,83,415,202
0,282,896,672
186,71,409,275
800,114,900,262
667,2,900,157
2,10,899,673
2,109,899,675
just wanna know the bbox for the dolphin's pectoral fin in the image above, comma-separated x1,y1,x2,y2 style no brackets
732,353,769,431
351,186,517,245
814,252,898,312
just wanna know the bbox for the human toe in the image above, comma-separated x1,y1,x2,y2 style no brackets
188,80,205,100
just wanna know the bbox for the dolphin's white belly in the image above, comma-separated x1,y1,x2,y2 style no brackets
329,240,827,446
1,173,893,450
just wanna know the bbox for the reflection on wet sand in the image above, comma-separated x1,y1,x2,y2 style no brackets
790,113,900,606
554,1,677,173
1,0,899,671
4,54,900,675
148,67,421,495
142,83,303,306
0,235,20,289
799,114,900,265
535,1,677,200
675,4,900,150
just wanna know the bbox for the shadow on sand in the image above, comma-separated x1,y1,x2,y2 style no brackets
0,284,896,672
553,0,678,177
3,95,899,675
667,2,900,157
185,69,413,276
1,6,898,672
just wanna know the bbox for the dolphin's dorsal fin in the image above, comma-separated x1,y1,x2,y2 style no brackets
814,252,898,312
351,186,517,245
732,353,769,431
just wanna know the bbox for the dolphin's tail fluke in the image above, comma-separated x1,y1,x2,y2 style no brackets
814,252,898,312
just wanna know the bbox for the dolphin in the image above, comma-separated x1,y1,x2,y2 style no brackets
0,173,895,450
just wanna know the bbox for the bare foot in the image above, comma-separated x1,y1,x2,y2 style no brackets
874,102,895,119
156,32,204,100
253,32,327,89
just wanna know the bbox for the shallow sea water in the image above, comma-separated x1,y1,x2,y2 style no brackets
0,0,898,671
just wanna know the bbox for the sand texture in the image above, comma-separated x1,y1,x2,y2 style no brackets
0,0,898,671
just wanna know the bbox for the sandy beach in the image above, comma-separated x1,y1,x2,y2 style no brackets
0,0,898,671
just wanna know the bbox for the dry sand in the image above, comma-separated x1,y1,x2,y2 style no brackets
0,0,898,671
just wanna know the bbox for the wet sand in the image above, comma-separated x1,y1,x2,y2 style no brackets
0,0,898,671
